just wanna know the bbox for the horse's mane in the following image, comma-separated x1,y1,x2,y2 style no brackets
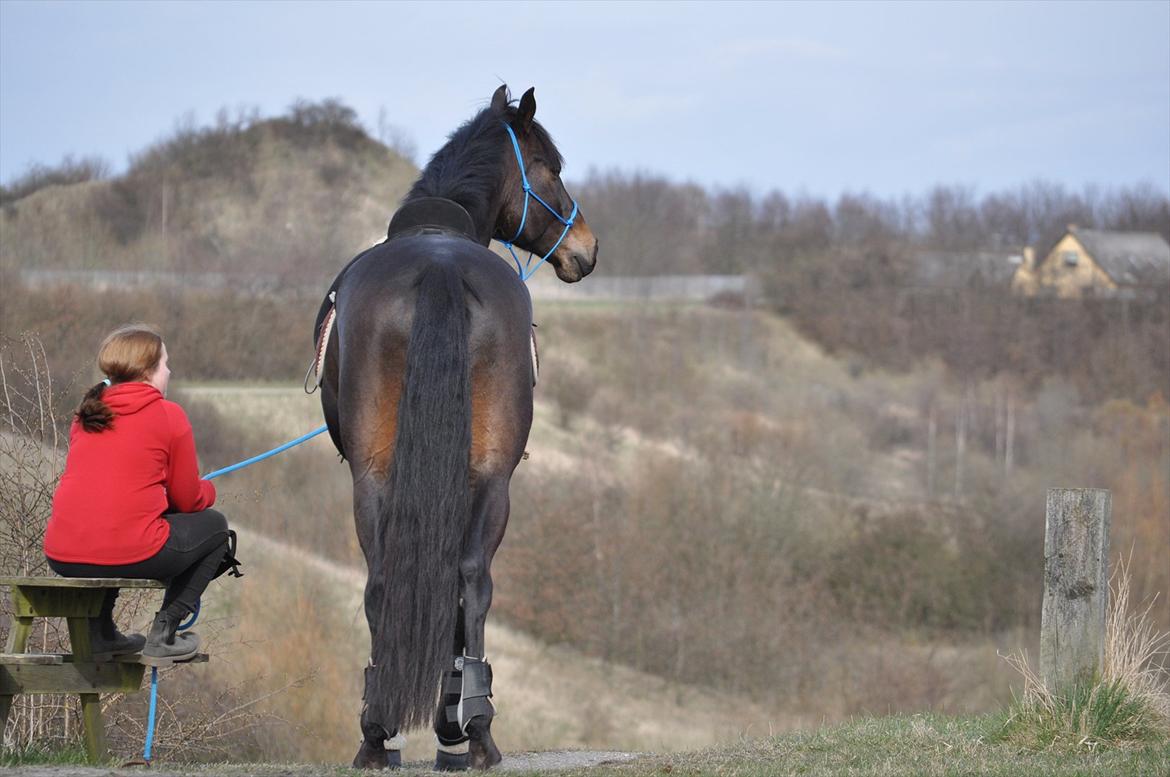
406,98,564,211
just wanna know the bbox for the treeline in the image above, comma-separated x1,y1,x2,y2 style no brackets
0,155,110,207
577,172,1170,403
575,172,1170,275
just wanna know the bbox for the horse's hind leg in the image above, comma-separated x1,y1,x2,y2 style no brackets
462,476,511,770
432,608,470,770
352,477,402,770
430,475,509,770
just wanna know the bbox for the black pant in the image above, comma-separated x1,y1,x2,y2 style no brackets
49,509,231,621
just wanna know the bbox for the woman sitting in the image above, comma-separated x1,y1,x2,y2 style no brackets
44,324,234,665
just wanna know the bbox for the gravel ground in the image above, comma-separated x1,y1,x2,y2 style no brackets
5,751,643,777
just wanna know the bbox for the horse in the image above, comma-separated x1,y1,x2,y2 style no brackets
315,85,597,771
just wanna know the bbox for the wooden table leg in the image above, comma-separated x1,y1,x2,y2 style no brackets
0,692,11,735
5,615,33,653
3,614,33,735
67,615,109,764
79,692,107,763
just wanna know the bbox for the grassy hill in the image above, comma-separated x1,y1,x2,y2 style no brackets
0,101,417,279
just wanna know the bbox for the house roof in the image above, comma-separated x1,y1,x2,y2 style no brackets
1067,229,1170,286
911,250,1023,288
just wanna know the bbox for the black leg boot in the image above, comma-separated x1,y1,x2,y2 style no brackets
434,666,470,771
352,662,401,769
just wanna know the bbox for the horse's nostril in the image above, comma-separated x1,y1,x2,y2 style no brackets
572,252,594,278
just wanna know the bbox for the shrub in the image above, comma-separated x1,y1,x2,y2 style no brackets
0,156,109,207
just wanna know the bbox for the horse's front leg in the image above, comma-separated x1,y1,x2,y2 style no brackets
441,476,510,770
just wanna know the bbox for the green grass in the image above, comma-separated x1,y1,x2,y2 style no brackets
4,715,1166,775
566,715,1169,777
993,677,1168,752
0,744,91,767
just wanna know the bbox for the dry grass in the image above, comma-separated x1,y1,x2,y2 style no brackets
195,526,781,764
182,380,1025,765
1106,560,1170,723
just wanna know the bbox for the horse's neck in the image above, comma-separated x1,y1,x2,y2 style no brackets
465,191,503,246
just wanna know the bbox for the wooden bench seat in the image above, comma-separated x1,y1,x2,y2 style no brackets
0,652,65,665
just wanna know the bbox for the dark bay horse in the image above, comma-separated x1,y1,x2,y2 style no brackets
316,86,597,770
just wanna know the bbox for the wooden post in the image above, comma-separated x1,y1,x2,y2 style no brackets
1041,488,1111,690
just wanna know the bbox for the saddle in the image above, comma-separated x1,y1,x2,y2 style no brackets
385,197,477,241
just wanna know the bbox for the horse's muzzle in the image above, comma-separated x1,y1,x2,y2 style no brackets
569,239,598,280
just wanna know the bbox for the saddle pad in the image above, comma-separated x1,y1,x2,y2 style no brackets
387,197,477,241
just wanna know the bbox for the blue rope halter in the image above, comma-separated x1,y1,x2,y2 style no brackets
498,122,579,281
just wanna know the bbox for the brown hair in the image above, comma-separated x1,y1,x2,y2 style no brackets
76,324,164,433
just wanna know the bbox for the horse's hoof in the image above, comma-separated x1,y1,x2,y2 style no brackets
435,750,470,771
469,740,502,770
352,742,401,769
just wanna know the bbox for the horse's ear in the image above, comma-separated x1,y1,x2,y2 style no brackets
490,84,509,115
514,87,536,134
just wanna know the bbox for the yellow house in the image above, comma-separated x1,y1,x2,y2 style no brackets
1012,226,1170,299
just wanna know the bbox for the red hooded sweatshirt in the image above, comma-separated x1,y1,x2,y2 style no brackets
45,382,216,565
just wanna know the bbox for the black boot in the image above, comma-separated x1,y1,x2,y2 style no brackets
88,616,146,661
141,610,199,666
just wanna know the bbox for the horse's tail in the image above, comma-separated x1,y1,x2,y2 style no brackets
371,260,471,731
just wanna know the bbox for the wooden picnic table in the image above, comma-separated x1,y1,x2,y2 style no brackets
1,576,205,764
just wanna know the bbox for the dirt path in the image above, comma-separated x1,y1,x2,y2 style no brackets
6,750,642,776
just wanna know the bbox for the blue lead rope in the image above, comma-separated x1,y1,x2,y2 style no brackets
201,425,329,480
144,668,158,761
143,425,327,762
143,601,200,761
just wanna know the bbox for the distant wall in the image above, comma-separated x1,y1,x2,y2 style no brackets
18,268,291,295
527,273,753,302
18,267,755,304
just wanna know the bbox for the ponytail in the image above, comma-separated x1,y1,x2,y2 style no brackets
76,380,115,433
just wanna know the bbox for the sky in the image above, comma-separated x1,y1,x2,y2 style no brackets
1,0,1167,199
